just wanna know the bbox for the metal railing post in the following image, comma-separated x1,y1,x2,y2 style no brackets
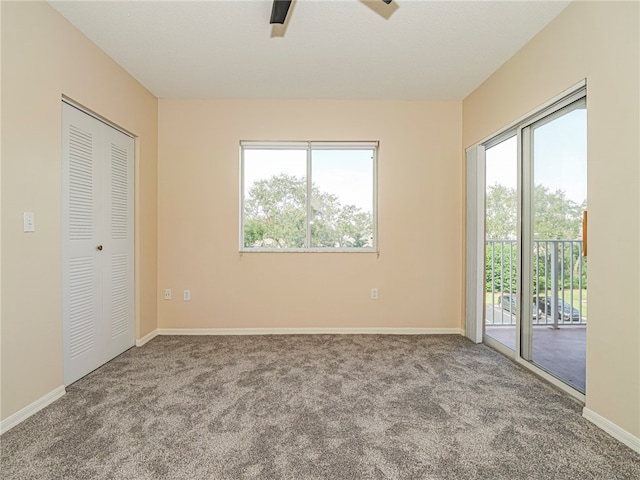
485,239,586,327
550,241,559,329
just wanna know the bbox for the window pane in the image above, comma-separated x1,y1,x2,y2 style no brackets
484,135,518,351
310,149,374,248
243,149,307,248
529,100,587,393
532,104,587,241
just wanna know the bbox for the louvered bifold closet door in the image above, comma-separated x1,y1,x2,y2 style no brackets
62,102,134,386
101,125,134,361
62,104,104,385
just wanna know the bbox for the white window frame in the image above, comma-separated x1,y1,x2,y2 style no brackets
240,141,379,253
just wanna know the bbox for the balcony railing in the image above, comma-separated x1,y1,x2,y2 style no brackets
485,239,587,327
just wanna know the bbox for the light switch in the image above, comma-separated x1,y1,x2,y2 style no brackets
23,212,35,232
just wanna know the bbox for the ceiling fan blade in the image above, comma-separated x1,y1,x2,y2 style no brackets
270,0,292,24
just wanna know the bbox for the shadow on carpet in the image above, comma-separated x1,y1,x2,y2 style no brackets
1,335,639,479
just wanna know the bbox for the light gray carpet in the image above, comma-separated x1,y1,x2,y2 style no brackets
1,335,639,479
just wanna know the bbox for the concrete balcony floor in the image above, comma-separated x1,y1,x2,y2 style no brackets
485,324,586,393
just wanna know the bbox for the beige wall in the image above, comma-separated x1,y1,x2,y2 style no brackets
158,99,462,330
1,2,158,420
463,1,640,438
3,0,636,448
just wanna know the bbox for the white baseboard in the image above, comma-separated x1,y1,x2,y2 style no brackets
156,327,463,336
0,385,65,435
135,329,159,347
583,407,640,454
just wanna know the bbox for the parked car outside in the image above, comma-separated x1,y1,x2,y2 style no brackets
498,293,517,313
497,293,540,319
535,296,581,322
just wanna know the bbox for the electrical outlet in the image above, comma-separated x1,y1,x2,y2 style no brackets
371,288,378,300
164,289,172,300
23,212,35,232
183,290,191,301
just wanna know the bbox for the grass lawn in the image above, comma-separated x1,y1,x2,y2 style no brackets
485,289,587,317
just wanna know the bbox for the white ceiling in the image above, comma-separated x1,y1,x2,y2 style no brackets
49,0,570,100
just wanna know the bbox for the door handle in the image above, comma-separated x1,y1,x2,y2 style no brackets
97,245,103,251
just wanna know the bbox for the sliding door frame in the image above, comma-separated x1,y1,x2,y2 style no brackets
480,128,522,360
466,80,587,402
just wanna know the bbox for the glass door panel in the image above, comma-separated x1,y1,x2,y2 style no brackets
484,135,518,351
522,99,587,393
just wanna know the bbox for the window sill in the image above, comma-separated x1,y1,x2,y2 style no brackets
239,248,378,254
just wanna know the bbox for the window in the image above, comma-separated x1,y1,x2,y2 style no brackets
240,141,377,251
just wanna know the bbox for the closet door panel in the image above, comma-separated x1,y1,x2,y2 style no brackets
102,126,135,361
62,104,103,385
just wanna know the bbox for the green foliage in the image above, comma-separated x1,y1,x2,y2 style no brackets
485,184,587,292
532,242,587,291
244,174,373,248
533,185,586,240
485,242,517,293
485,242,586,293
485,184,517,239
244,174,307,248
485,183,585,240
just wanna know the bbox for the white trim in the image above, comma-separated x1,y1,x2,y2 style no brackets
0,386,65,435
240,141,378,149
483,334,515,358
310,141,379,149
483,127,517,150
135,329,159,347
468,79,586,149
306,145,312,247
583,407,640,454
372,144,379,252
520,122,533,360
464,145,485,344
515,356,585,402
523,90,586,131
156,327,463,336
239,248,378,254
515,127,523,359
61,97,134,139
241,141,308,149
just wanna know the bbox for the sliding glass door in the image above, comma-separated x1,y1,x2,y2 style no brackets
477,86,587,396
484,136,518,351
521,98,587,393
